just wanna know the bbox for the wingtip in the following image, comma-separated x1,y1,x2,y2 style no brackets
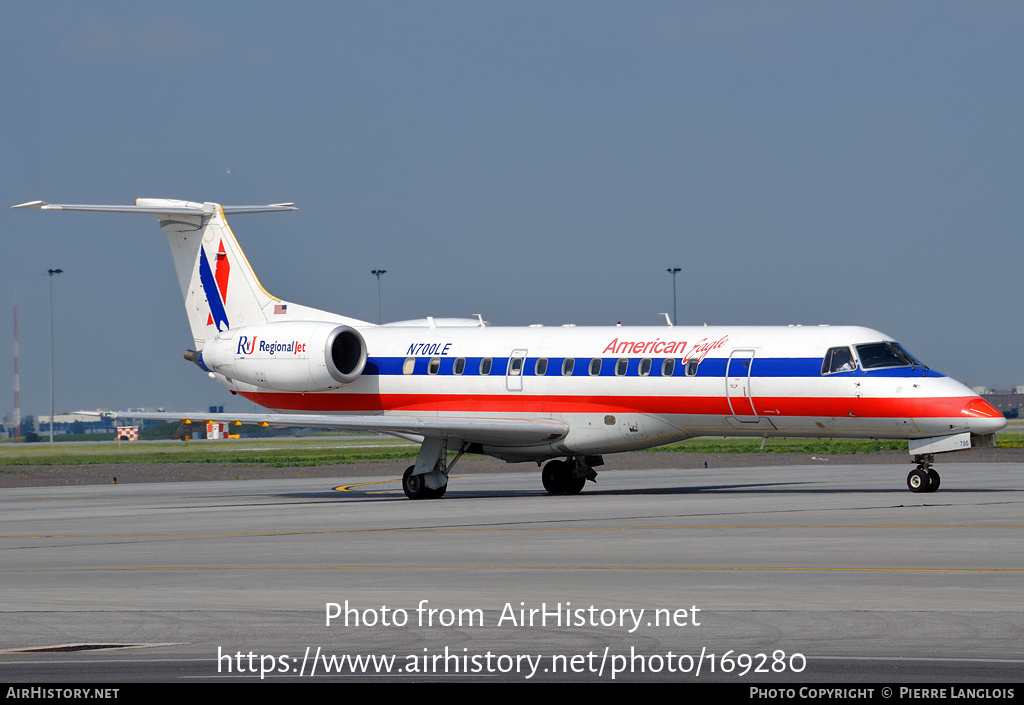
12,200,48,209
74,409,116,419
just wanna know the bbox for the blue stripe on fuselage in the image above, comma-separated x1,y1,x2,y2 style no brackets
360,356,945,379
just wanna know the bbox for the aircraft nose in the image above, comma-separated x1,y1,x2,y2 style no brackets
960,397,1008,434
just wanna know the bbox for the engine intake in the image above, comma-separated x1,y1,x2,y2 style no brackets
324,326,365,385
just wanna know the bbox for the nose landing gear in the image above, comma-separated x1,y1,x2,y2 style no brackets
907,454,940,493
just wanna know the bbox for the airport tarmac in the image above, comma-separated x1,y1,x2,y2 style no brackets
0,458,1020,683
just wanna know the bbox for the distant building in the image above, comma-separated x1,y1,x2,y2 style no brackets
979,389,1023,419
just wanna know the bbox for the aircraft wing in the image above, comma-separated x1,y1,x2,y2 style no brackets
82,411,569,447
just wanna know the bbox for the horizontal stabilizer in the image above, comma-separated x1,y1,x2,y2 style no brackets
13,200,297,215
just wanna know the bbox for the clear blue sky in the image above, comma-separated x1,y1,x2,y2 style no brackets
2,2,1022,416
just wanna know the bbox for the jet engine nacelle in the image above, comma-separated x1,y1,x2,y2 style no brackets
194,322,367,392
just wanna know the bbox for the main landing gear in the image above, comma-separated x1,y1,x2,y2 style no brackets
403,465,447,499
402,437,467,500
907,454,940,493
542,456,601,495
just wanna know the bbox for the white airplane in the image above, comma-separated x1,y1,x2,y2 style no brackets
14,199,1007,498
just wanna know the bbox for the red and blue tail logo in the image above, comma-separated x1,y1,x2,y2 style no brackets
199,240,230,331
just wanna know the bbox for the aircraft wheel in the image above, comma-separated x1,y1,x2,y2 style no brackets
565,472,586,494
926,469,940,493
542,460,568,495
403,465,429,500
907,468,930,493
426,483,448,499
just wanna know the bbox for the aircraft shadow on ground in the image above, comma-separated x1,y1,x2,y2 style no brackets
274,481,1010,502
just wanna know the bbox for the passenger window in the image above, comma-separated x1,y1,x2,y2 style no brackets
822,347,857,375
535,358,547,376
453,358,465,375
562,358,574,376
589,358,602,376
509,357,523,376
685,358,699,376
662,358,675,376
480,357,492,375
402,357,415,375
428,357,440,375
639,358,652,376
616,358,628,376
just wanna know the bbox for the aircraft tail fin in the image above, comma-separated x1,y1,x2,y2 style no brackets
13,199,370,346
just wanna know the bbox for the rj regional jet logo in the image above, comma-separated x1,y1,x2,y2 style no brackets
235,336,307,356
199,241,230,331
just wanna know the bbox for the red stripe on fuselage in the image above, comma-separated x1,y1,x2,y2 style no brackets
237,391,990,419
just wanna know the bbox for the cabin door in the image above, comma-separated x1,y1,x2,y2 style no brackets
726,349,760,422
506,349,527,392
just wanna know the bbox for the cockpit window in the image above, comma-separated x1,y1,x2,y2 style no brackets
822,346,857,375
891,343,925,367
855,342,926,370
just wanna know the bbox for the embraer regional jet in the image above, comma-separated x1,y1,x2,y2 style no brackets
14,199,1006,498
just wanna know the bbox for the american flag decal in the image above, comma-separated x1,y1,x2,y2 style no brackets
274,304,288,315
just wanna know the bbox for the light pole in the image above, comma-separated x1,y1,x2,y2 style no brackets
371,269,387,325
666,267,681,326
47,268,63,442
